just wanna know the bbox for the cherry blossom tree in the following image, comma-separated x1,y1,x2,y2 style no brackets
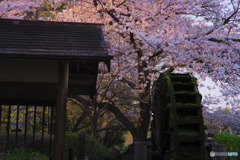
1,0,239,159
0,0,68,20
203,107,240,135
57,1,239,158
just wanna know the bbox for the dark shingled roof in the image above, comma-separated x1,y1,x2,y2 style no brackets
0,18,112,62
0,19,113,102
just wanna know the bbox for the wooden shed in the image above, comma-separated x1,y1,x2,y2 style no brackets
0,18,112,160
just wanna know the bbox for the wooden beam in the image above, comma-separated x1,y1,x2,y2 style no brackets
69,73,96,85
54,60,69,160
41,106,45,150
6,105,11,151
15,105,20,147
0,99,55,106
0,84,57,102
33,106,37,144
0,104,2,147
0,58,59,83
0,105,2,133
50,106,54,157
0,82,58,89
24,105,28,146
68,84,94,96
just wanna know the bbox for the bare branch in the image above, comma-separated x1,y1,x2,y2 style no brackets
149,49,164,61
117,0,127,7
208,38,240,43
223,8,239,25
99,70,120,103
0,8,12,18
120,77,136,89
206,6,239,35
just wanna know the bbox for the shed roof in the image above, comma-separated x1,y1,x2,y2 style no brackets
0,18,112,62
0,19,113,105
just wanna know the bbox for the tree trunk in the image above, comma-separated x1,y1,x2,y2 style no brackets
99,101,151,160
132,102,151,160
133,138,148,160
92,115,98,139
99,102,135,135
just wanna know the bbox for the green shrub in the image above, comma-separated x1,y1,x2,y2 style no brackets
116,142,129,153
213,133,240,160
85,135,112,160
0,147,48,160
65,132,112,160
103,127,125,148
65,132,79,159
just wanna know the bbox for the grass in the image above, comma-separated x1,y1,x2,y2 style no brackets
0,132,53,158
0,131,114,160
0,147,48,160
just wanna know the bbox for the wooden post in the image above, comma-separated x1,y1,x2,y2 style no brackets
54,60,69,160
0,105,2,132
50,106,54,157
69,148,73,160
15,105,20,147
6,105,11,151
0,105,2,151
47,106,49,134
24,105,29,146
0,104,2,134
0,105,2,143
33,106,37,144
77,133,86,160
41,106,45,151
133,138,148,160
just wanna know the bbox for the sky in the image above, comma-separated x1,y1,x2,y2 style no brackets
174,68,239,111
196,75,239,111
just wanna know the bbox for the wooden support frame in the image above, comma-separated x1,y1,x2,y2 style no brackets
41,106,45,150
6,105,11,151
54,60,69,160
47,107,49,134
0,18,112,157
50,106,54,157
0,105,2,133
15,105,20,147
24,105,28,146
33,106,37,144
0,104,2,149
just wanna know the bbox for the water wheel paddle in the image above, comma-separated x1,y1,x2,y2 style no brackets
151,73,207,160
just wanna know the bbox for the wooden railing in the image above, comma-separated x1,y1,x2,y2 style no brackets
0,105,55,157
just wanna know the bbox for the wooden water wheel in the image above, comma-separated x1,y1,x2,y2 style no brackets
151,73,207,160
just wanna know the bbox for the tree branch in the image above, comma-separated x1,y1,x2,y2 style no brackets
71,97,92,119
98,102,135,135
208,38,240,43
96,125,123,132
206,7,239,35
71,111,88,132
117,0,127,7
75,123,91,132
223,8,239,25
99,70,121,103
120,77,136,89
149,49,164,61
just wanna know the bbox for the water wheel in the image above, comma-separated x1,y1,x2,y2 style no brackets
151,73,207,160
